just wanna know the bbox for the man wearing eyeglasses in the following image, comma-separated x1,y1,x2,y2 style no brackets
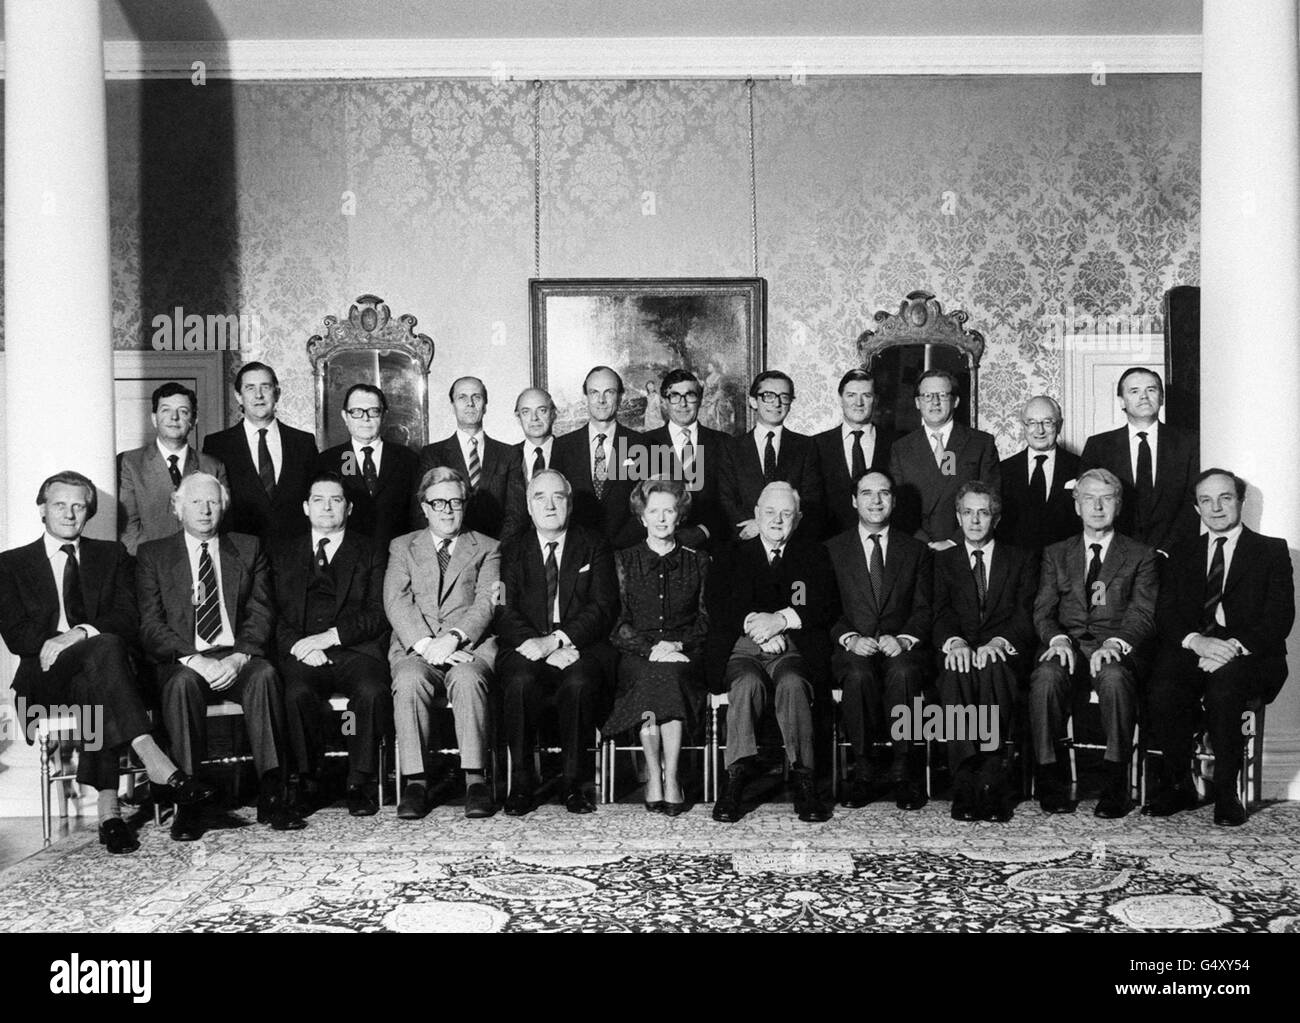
500,387,559,545
315,383,421,554
385,466,500,820
888,369,1000,549
641,368,731,547
718,370,824,541
996,395,1081,553
813,369,895,539
271,470,392,817
552,366,647,549
416,377,514,539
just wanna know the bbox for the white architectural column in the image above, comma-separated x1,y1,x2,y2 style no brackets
1200,0,1300,797
1,0,115,816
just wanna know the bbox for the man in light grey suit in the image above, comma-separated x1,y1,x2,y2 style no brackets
385,466,501,820
118,382,227,555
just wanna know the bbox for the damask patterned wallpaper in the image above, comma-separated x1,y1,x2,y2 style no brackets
85,74,1198,453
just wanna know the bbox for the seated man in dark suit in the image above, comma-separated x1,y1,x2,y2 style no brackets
271,470,391,817
888,369,1000,548
1029,468,1158,819
997,395,1081,552
827,470,932,811
551,366,647,549
137,472,305,839
416,376,513,539
641,368,731,548
315,383,420,554
202,361,318,541
933,482,1038,822
495,468,617,815
500,386,558,546
1146,468,1294,826
814,369,894,539
708,482,836,824
386,466,500,821
118,381,228,555
718,370,824,541
0,471,213,854
1080,367,1199,554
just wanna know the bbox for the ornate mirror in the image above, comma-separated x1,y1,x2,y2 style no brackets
856,290,985,435
307,294,435,450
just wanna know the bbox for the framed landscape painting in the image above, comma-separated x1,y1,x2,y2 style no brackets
529,278,767,435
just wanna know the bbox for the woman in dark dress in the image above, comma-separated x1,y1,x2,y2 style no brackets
605,478,710,814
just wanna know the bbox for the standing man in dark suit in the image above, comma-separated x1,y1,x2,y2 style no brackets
202,361,318,541
271,470,391,817
0,472,214,854
889,369,1000,548
551,366,647,549
933,482,1038,822
496,468,618,815
642,368,731,548
708,482,836,824
718,369,824,541
1146,469,1294,826
1029,468,1158,819
1080,367,1199,554
416,376,513,539
315,383,420,554
997,395,1081,552
136,472,305,839
827,470,932,811
118,382,228,555
814,369,894,539
500,386,558,546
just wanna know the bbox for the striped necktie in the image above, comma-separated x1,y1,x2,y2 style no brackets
467,436,481,492
195,541,222,643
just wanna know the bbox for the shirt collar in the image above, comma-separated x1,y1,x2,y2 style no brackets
351,437,383,457
1083,531,1115,560
43,533,80,558
243,418,279,440
675,423,698,445
312,529,344,550
841,421,873,440
1127,421,1159,441
156,439,188,467
965,539,995,561
927,420,955,447
588,422,617,444
457,428,484,447
1205,523,1244,546
184,531,219,556
755,423,784,441
538,530,567,555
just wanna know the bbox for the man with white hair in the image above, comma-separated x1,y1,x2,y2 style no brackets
997,395,1081,552
137,472,306,839
706,481,837,824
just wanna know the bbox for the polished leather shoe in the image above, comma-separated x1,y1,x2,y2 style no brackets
397,783,430,819
564,785,596,814
98,818,140,854
464,782,494,819
503,787,534,817
1214,794,1248,827
950,762,980,821
1035,767,1076,814
895,778,927,811
712,766,749,823
645,800,666,813
978,758,1015,823
1094,790,1133,819
1143,783,1198,817
346,783,379,817
257,793,307,831
793,772,831,823
663,801,687,817
840,776,875,809
169,804,203,842
163,770,217,807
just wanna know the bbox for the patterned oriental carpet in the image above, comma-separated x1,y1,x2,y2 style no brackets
3,800,1299,933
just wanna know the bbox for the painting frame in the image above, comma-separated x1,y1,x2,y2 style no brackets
529,277,767,436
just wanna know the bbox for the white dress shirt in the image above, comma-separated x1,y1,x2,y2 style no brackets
242,418,283,483
43,533,99,637
456,429,488,473
840,421,876,472
1181,523,1246,648
157,439,189,474
1025,446,1056,493
310,529,344,564
351,437,384,476
672,423,699,464
1127,421,1159,484
184,532,235,651
837,525,917,650
588,423,620,479
1051,531,1128,653
752,424,784,463
940,540,1016,655
928,419,955,453
537,530,571,647
522,437,555,480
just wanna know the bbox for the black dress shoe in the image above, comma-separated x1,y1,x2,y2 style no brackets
950,761,980,821
464,782,494,819
645,800,666,813
1144,783,1198,817
346,783,379,817
163,771,217,807
895,778,927,811
564,785,596,814
1214,794,1248,827
257,793,307,831
397,783,429,819
663,801,687,817
503,787,534,817
1035,766,1076,814
840,776,875,809
98,818,140,854
1094,764,1133,819
712,766,749,823
793,771,831,823
169,804,203,842
978,757,1015,823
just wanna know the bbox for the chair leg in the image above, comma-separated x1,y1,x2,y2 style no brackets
1065,716,1078,800
39,728,53,847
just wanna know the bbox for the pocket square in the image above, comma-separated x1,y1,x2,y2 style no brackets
578,563,591,573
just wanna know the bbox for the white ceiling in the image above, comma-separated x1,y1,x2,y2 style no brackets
92,0,1201,41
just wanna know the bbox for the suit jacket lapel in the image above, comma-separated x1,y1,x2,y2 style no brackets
26,541,60,632
557,532,583,618
331,534,359,613
218,537,244,628
1223,528,1251,599
169,535,197,639
1098,536,1126,589
983,545,1009,619
1113,430,1134,488
876,528,903,609
441,532,475,596
1066,540,1087,597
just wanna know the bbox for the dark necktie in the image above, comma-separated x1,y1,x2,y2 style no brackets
593,434,608,499
437,538,452,603
763,431,777,481
195,541,222,644
362,445,378,496
769,546,783,573
167,454,182,489
1085,542,1104,596
867,533,884,604
467,436,481,492
544,541,559,629
1136,431,1153,514
314,537,330,576
59,544,87,629
1030,454,1047,505
257,427,276,495
972,547,987,611
1201,536,1227,635
531,446,546,479
850,429,867,482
